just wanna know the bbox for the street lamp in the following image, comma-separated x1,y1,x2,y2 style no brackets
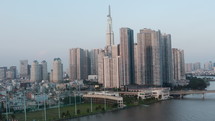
5,92,8,121
90,85,93,113
74,91,77,115
58,92,61,119
43,92,47,121
23,91,27,121
104,86,107,110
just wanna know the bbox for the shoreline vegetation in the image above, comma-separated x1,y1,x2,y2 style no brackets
172,77,210,91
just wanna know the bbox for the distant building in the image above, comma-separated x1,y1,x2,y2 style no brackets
204,61,213,71
185,63,193,73
98,50,105,84
193,62,201,71
30,60,41,82
0,67,7,80
41,60,48,80
6,70,14,79
8,66,17,79
69,48,89,81
52,58,63,83
20,60,30,79
50,69,53,82
89,49,100,75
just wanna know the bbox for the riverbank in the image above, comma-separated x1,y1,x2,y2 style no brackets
65,98,162,121
58,97,161,121
69,81,215,121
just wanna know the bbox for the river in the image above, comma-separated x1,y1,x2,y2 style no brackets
71,81,215,121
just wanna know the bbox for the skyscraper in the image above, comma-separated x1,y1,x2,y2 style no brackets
112,45,121,88
98,50,105,84
137,29,162,86
120,28,135,85
98,46,120,88
30,60,41,82
9,66,17,79
204,61,213,71
20,60,30,79
106,5,114,47
161,34,173,85
134,43,140,84
0,67,7,80
41,60,48,80
193,62,201,71
52,58,63,83
105,5,114,56
69,48,88,81
172,48,185,84
103,56,112,87
185,63,193,73
89,49,99,75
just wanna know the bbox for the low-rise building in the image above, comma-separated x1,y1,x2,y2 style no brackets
83,91,124,108
130,88,170,100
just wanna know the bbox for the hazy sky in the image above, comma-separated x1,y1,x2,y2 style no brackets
0,0,215,70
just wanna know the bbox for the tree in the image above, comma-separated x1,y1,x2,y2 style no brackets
187,77,208,90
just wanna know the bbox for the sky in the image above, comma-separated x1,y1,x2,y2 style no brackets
0,0,215,71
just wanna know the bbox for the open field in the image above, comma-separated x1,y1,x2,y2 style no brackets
6,103,113,121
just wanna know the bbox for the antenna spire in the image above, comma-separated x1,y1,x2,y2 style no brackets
109,5,111,17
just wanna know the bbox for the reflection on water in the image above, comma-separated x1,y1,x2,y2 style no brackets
71,82,215,121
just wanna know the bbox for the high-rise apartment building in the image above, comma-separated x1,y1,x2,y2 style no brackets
30,60,48,82
185,63,193,73
120,28,135,85
20,60,30,79
172,48,185,84
161,34,173,85
98,46,120,88
69,48,88,81
193,62,201,71
9,66,17,79
30,60,41,82
41,60,48,80
52,58,63,83
204,61,213,71
134,43,140,84
137,29,162,86
0,67,7,80
98,50,105,84
89,49,99,75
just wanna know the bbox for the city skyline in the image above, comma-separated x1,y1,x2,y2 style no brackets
1,0,215,69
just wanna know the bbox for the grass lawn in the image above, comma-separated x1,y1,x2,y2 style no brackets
9,103,113,121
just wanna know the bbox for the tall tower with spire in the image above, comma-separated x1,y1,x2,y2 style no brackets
106,5,114,47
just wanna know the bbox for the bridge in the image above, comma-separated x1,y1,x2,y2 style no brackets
170,90,215,99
